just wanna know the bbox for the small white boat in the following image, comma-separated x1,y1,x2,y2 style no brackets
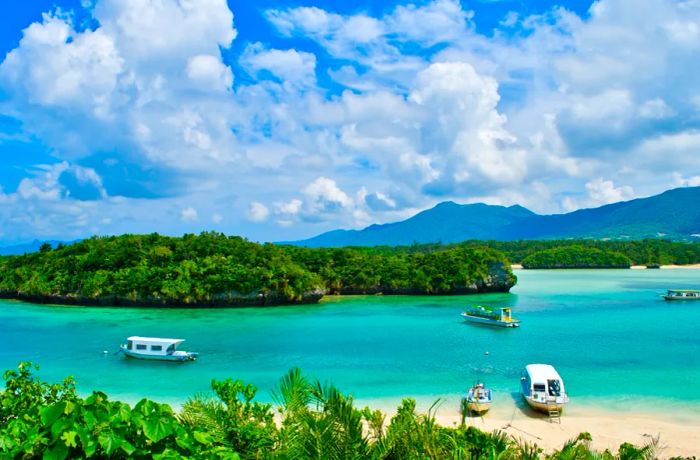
662,289,700,301
465,382,492,414
120,336,198,362
462,306,520,328
520,364,569,414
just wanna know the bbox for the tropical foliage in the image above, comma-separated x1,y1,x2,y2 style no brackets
0,233,515,307
0,363,676,460
353,239,700,267
520,246,632,269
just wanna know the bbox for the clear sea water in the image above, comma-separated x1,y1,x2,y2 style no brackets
2,269,699,417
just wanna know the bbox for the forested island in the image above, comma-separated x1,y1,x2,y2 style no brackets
355,239,700,269
0,232,515,307
520,246,631,269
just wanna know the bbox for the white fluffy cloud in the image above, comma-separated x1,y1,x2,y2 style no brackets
241,43,316,87
247,202,270,222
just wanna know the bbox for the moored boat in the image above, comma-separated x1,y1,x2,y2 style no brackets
461,306,520,328
465,382,492,414
120,336,198,362
520,364,568,414
662,289,700,300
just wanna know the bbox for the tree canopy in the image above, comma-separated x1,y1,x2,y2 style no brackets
0,232,515,307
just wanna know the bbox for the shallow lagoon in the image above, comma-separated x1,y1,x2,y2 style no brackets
2,269,699,414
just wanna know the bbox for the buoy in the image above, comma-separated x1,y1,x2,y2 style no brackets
103,350,108,354
484,351,489,355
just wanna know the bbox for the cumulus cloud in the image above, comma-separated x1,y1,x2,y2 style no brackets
247,202,270,222
241,43,317,87
180,207,199,222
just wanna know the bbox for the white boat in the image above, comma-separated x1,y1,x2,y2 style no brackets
662,289,700,301
465,382,492,414
120,336,198,362
461,306,520,328
520,364,569,414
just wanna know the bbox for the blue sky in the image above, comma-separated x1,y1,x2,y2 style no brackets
1,0,699,244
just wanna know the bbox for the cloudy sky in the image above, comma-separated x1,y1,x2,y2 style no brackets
1,0,699,244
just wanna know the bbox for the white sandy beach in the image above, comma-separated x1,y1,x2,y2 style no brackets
436,407,700,458
355,397,700,458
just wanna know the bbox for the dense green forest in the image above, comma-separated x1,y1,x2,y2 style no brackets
351,239,700,267
470,239,700,266
0,362,672,459
520,246,631,269
0,233,515,307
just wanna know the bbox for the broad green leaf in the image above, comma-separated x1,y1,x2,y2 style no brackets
42,441,68,460
143,415,174,443
120,440,136,456
98,430,121,455
41,402,65,426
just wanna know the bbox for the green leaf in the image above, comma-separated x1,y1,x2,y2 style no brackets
193,430,213,446
42,442,68,460
41,402,66,426
98,430,121,455
120,440,136,456
152,447,187,460
60,431,77,448
143,415,174,443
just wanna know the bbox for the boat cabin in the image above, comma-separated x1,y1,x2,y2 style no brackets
120,336,198,361
124,336,185,356
665,289,700,299
521,364,567,403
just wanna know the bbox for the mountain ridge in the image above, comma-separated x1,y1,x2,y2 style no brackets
291,186,700,247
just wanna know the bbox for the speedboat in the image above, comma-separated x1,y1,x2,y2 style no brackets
120,336,198,362
662,289,700,300
520,364,568,413
465,382,492,414
461,306,520,328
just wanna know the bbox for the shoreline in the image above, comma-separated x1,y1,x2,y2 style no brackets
512,264,700,270
367,398,700,457
110,390,700,457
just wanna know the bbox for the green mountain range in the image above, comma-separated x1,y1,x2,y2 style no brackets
293,186,700,247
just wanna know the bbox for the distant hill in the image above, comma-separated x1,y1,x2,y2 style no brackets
0,240,67,256
292,186,700,247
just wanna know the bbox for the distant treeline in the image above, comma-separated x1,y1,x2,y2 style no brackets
355,239,700,267
0,232,515,307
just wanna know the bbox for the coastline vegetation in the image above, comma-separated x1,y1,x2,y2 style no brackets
0,362,674,460
520,246,631,269
354,239,700,268
0,232,515,307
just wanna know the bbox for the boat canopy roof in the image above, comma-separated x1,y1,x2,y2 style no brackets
127,336,185,346
668,289,700,293
525,364,563,382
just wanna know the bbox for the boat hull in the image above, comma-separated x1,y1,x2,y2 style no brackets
121,349,197,362
663,295,700,301
462,314,520,328
467,401,491,414
522,395,566,413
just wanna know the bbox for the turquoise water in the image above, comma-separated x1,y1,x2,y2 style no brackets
1,269,699,414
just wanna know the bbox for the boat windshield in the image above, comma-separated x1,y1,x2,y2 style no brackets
533,383,546,392
548,379,561,396
166,344,176,354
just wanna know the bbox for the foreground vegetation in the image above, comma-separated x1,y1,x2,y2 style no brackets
0,233,515,307
0,362,678,459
